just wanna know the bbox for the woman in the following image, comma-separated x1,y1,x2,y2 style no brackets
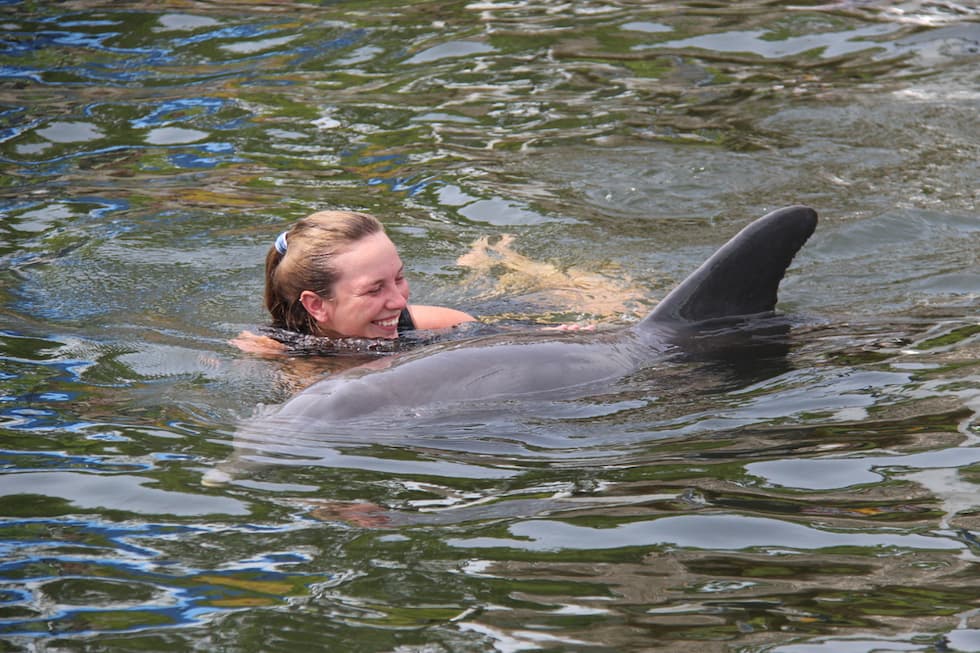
233,210,474,356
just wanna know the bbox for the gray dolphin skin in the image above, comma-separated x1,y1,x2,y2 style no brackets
252,205,818,428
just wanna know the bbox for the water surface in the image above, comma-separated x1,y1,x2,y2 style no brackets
1,1,978,651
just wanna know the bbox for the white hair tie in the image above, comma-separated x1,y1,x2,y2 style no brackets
274,231,288,255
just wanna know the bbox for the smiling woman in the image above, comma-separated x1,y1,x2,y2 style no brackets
232,210,474,356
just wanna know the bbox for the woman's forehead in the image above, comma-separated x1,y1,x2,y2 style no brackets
335,233,403,282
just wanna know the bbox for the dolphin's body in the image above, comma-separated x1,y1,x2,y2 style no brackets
250,206,818,430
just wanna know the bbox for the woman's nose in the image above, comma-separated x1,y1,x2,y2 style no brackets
385,286,407,309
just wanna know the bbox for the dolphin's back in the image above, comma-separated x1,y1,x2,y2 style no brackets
641,205,817,327
273,333,650,423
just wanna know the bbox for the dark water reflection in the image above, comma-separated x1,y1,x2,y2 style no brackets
1,1,978,651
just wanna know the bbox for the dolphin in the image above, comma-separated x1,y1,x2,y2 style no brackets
244,205,818,430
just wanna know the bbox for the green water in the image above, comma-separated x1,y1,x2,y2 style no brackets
1,1,978,651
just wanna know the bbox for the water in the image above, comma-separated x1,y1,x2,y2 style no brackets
1,1,978,650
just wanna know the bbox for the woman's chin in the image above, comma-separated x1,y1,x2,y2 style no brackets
366,325,399,340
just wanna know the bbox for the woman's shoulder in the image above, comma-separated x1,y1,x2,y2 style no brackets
407,305,476,330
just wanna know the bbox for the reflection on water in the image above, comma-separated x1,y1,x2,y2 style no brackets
1,0,978,650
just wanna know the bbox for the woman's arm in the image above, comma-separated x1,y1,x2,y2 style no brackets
230,330,288,356
408,305,476,330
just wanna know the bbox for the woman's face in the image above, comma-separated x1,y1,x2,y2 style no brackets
317,231,410,339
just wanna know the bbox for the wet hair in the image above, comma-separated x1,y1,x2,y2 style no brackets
264,210,384,334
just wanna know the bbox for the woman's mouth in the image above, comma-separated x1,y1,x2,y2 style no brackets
373,315,399,331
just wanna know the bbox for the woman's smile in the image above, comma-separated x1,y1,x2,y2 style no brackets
371,314,401,335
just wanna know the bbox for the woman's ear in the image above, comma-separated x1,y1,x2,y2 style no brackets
299,290,332,325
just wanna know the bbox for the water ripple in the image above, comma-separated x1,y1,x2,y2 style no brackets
0,1,978,650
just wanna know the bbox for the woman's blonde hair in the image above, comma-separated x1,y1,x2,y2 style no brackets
265,210,384,334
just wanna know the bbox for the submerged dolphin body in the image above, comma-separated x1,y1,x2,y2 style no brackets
251,206,818,429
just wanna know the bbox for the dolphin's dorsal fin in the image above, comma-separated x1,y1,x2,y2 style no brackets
642,205,818,327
